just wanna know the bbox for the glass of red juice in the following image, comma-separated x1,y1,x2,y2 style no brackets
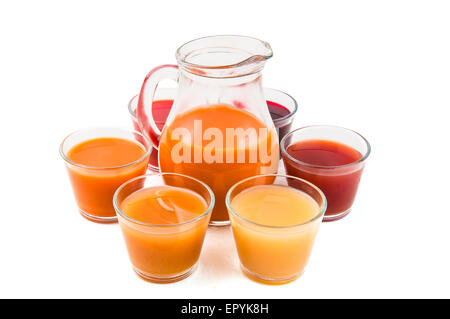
264,88,298,145
128,88,174,172
281,125,370,222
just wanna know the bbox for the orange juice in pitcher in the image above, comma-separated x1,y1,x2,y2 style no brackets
137,36,279,225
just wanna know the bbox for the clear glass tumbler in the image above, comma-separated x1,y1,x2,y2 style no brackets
281,125,371,221
113,173,214,283
128,88,175,172
264,88,298,145
60,127,152,223
226,174,326,285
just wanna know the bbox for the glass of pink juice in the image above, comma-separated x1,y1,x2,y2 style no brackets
128,88,174,172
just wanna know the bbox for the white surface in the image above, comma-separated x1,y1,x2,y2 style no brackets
1,0,449,298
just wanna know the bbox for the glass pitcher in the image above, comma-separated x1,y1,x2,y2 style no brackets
136,35,280,225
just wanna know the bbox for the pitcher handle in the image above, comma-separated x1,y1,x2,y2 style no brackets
136,64,178,148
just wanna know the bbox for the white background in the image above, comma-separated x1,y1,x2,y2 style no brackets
1,0,449,298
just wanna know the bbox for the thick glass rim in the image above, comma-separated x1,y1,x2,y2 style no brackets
60,126,152,170
281,125,371,169
265,88,299,123
176,35,273,70
225,174,327,229
113,173,215,228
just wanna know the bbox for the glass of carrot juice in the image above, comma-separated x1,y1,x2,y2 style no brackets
113,173,214,283
60,127,152,223
226,174,326,285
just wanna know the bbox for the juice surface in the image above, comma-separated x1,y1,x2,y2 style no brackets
229,184,321,282
286,139,362,167
159,104,279,222
283,139,364,217
230,185,319,226
65,137,149,220
68,137,146,167
267,101,290,120
120,186,207,224
118,186,210,279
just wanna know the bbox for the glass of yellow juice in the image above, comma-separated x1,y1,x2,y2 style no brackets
226,174,326,285
113,173,214,283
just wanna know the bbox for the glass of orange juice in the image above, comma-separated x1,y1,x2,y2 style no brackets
113,173,214,283
226,174,326,285
60,127,152,223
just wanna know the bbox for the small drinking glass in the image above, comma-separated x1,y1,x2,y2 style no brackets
128,89,175,172
226,174,326,285
60,127,152,223
113,173,214,283
281,125,371,221
264,88,298,145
